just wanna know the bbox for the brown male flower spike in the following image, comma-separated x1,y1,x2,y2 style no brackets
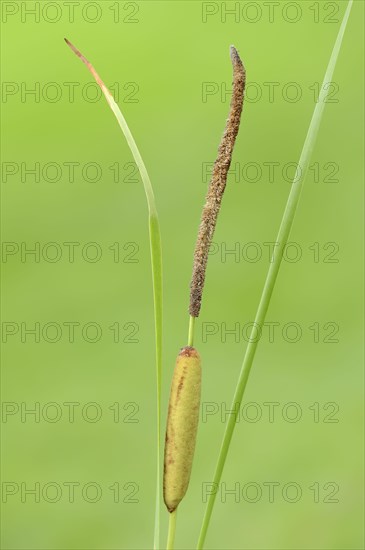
189,46,246,317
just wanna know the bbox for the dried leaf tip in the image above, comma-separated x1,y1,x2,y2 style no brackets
64,38,105,90
189,46,246,318
64,38,88,63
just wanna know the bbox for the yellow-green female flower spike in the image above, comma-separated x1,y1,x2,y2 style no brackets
163,346,202,513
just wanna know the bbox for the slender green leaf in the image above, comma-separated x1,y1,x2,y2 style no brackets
65,40,163,550
197,2,353,547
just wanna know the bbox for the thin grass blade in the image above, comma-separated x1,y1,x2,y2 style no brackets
64,39,163,550
197,2,353,547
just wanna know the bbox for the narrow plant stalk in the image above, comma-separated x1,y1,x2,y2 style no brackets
197,3,353,548
188,315,196,347
64,39,163,550
166,509,177,550
189,46,246,319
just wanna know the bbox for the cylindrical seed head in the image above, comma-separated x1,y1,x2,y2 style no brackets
163,346,202,512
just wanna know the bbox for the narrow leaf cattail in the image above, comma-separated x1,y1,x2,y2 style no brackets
163,46,245,529
163,346,201,513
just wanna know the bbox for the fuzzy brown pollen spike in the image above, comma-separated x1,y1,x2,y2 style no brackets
189,46,246,317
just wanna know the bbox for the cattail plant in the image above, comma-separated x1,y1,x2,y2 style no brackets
64,8,353,545
163,46,246,549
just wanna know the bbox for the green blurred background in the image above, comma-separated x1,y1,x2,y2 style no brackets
1,1,364,548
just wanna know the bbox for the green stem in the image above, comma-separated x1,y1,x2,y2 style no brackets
196,2,353,548
149,215,163,550
188,315,196,347
166,510,177,550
